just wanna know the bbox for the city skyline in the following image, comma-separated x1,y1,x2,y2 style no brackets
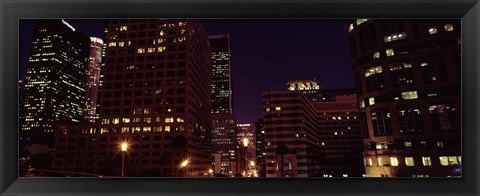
19,19,461,178
20,19,354,123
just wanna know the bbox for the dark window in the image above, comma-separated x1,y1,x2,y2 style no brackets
397,106,423,134
389,62,414,86
420,56,446,83
359,25,377,50
371,108,392,136
429,103,457,132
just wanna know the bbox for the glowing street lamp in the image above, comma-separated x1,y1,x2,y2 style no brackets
250,161,255,167
242,138,249,147
180,159,189,177
120,142,129,177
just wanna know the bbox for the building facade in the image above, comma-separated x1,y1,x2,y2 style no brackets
209,34,233,114
20,19,90,149
211,113,238,176
312,94,364,177
52,19,213,177
262,90,320,177
83,37,104,122
347,19,461,177
255,119,266,177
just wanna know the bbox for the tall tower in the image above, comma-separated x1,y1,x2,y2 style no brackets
83,37,104,122
208,34,238,175
20,19,90,148
209,34,233,114
52,19,212,177
347,19,461,177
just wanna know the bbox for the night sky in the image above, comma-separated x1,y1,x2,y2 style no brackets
19,19,354,124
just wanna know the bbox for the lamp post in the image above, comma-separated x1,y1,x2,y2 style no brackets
242,138,249,176
120,142,128,177
180,159,189,177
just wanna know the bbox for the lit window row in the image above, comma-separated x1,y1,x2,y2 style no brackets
384,32,406,43
364,66,382,77
365,156,461,167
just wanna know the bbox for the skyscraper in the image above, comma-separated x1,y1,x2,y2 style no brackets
209,34,233,114
347,19,461,177
20,19,90,149
209,34,238,175
255,119,266,177
52,19,213,177
83,37,104,122
262,90,319,177
312,94,364,177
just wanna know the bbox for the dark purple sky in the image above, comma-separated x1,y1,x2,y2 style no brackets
20,19,354,124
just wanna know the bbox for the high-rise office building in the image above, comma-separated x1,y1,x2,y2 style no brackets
83,37,104,122
209,34,238,175
20,19,90,149
255,119,266,177
209,34,233,114
347,19,461,177
262,90,319,177
211,113,238,175
262,81,365,177
52,19,212,177
312,94,364,177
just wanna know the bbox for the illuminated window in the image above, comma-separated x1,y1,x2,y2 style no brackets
137,48,145,54
147,47,155,53
458,156,462,165
384,33,406,43
265,108,271,112
404,142,412,148
356,19,369,25
377,157,384,166
144,117,151,123
108,42,116,47
133,117,141,123
101,119,110,125
428,27,438,34
120,26,128,31
159,30,165,36
348,23,354,33
165,126,171,132
122,118,130,123
390,157,399,166
360,100,365,108
165,117,174,123
143,127,151,132
144,108,150,114
275,107,281,111
176,117,184,123
157,46,166,52
449,156,459,165
366,158,373,166
364,66,383,77
112,118,120,125
401,91,418,100
422,157,432,166
373,51,380,59
405,157,415,166
444,24,454,32
121,127,129,133
369,97,375,105
386,49,394,56
154,126,162,132
118,41,125,47
439,156,449,166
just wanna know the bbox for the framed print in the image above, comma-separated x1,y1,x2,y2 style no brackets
1,0,479,195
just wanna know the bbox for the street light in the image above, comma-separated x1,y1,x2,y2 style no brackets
120,142,128,177
180,159,189,177
242,138,249,147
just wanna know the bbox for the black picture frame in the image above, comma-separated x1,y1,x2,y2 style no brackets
1,0,479,195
